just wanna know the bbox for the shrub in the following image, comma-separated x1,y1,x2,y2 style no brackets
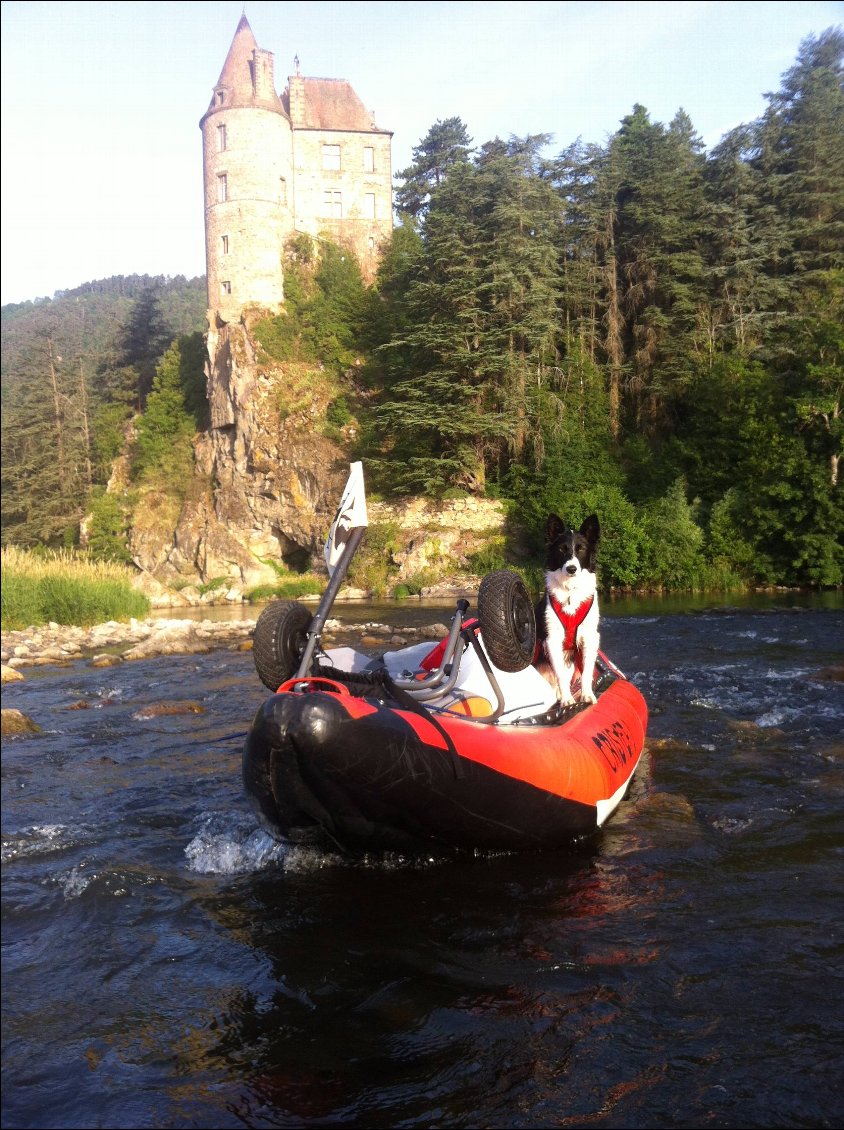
467,542,508,576
197,576,230,596
640,479,705,589
87,491,133,564
707,490,757,580
563,485,648,590
346,521,400,596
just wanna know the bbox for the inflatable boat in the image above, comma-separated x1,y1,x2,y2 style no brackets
243,464,648,856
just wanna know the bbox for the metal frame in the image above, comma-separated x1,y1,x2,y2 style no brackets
293,527,509,713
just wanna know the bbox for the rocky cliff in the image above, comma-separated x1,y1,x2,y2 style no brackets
128,318,506,603
130,319,348,597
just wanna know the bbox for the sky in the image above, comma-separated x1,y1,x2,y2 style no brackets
1,0,842,306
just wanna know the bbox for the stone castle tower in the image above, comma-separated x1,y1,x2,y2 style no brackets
200,14,394,323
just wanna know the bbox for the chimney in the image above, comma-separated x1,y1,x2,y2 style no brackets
289,73,306,126
252,47,276,101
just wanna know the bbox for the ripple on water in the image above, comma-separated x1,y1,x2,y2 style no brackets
1,823,94,864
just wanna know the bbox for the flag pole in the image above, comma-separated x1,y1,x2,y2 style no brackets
295,524,366,678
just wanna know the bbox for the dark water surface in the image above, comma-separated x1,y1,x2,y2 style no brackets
2,595,843,1128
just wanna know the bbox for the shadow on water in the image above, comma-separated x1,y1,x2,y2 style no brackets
184,841,673,1130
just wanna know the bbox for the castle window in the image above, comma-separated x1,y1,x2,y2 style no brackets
217,173,228,202
322,144,341,171
279,177,287,206
221,235,229,254
221,281,232,296
215,89,225,105
364,193,376,219
217,124,227,152
323,189,342,218
363,147,374,173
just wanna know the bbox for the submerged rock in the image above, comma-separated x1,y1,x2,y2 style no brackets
131,701,205,720
810,664,844,683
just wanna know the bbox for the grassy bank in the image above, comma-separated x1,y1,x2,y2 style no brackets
1,547,150,631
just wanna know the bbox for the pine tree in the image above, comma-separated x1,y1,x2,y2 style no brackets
757,28,844,283
394,117,474,222
599,104,709,434
374,136,564,493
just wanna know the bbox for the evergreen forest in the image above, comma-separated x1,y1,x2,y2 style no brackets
1,29,842,591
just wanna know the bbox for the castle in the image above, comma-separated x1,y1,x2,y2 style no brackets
200,14,394,322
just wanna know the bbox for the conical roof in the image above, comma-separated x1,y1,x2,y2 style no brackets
205,14,283,114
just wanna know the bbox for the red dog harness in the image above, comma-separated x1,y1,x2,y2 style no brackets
534,594,595,668
548,594,595,651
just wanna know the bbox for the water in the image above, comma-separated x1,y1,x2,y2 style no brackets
2,596,843,1128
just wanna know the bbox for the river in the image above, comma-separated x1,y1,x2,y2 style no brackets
2,593,842,1128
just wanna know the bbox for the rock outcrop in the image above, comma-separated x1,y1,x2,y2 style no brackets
130,319,348,591
125,316,510,598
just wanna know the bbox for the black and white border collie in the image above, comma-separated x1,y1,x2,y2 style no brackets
535,514,601,706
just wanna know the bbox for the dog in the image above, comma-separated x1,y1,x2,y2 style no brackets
535,514,601,706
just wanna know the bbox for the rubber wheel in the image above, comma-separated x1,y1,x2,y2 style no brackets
253,600,313,691
476,570,537,672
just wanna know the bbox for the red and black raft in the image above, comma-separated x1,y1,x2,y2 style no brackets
242,583,647,856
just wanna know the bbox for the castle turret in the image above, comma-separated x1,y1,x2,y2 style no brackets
200,15,292,322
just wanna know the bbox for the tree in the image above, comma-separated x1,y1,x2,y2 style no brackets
133,333,206,485
756,29,844,283
374,136,564,493
394,117,474,222
703,126,787,354
118,283,172,406
598,104,709,435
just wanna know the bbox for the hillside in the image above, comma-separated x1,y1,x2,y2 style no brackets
1,275,206,548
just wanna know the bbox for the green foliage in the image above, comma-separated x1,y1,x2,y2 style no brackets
244,576,324,603
133,333,206,485
467,541,508,576
640,480,705,589
91,401,134,480
394,116,474,220
1,274,205,549
86,490,132,564
321,394,355,441
253,240,367,375
0,569,43,630
372,136,565,494
1,547,149,629
346,522,401,596
197,576,230,596
251,307,302,363
580,486,649,590
707,490,758,580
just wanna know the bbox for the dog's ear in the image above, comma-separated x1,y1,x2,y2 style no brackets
546,514,566,542
580,514,600,546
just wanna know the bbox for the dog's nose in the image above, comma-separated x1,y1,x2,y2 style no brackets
566,564,578,575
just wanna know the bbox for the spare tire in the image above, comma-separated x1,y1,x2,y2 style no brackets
253,600,313,691
476,570,537,672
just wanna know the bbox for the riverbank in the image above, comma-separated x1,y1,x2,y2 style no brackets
0,611,452,679
4,585,842,677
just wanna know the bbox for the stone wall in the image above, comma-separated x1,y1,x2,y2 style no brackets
291,127,394,281
369,497,505,532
